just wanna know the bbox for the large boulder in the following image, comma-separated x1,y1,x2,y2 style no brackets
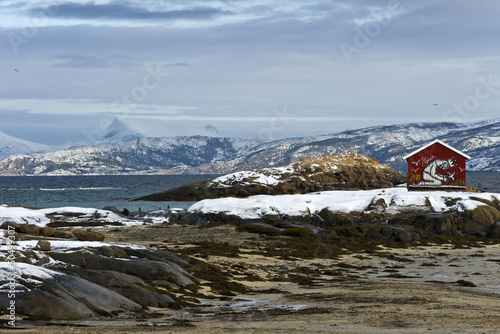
50,252,193,288
0,264,140,320
40,226,56,237
1,221,20,231
489,222,500,237
103,206,120,213
395,230,413,243
52,230,72,239
464,206,500,237
73,228,105,241
18,224,41,236
423,214,462,235
58,269,175,308
36,240,51,251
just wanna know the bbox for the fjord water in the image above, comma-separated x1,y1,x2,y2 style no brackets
0,172,498,211
0,175,215,211
467,172,500,193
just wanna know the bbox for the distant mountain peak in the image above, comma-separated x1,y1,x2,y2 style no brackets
0,130,51,160
102,117,142,142
200,124,220,137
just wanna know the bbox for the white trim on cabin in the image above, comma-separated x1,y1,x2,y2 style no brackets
402,139,471,161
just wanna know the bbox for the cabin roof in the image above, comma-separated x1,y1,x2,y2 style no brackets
402,139,471,161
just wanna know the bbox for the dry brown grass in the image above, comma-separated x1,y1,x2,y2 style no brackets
465,186,482,193
291,153,390,174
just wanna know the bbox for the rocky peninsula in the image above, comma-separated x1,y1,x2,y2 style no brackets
135,153,406,201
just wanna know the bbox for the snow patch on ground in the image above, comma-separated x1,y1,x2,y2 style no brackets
8,240,148,251
0,205,143,227
211,167,295,188
0,204,52,227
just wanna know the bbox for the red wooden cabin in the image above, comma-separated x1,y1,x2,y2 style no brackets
402,139,471,191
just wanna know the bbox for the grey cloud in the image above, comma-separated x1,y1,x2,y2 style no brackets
0,112,103,145
2,1,500,144
51,54,189,69
50,54,130,68
29,2,234,21
0,109,29,114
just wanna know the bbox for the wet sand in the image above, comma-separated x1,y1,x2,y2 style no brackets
2,224,500,334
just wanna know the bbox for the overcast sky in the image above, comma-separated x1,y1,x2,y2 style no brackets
1,0,500,145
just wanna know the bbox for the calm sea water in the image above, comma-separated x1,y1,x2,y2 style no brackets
466,172,500,193
0,172,498,211
0,175,216,211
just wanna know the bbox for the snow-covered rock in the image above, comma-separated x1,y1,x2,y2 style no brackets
0,205,143,227
187,187,500,239
188,188,499,220
0,238,193,320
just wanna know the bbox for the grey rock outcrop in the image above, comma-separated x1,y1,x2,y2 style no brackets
0,244,196,320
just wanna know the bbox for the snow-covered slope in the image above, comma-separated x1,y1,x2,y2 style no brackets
0,130,51,160
0,136,263,176
192,119,500,174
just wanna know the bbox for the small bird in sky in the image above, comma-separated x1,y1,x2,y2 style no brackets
14,69,19,72
433,103,438,106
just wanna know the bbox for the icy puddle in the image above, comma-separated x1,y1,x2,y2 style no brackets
176,297,308,318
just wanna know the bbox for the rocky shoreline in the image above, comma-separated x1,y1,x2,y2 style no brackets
1,184,500,331
1,219,500,333
184,188,500,242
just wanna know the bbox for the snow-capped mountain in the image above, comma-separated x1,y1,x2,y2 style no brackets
100,117,142,143
0,130,52,160
0,119,499,176
191,119,500,174
0,136,264,176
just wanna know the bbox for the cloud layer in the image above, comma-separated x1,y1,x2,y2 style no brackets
1,0,500,144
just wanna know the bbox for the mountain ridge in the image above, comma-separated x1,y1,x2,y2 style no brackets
0,119,499,176
0,130,52,160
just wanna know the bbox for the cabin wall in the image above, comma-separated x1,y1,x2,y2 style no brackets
407,143,466,189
